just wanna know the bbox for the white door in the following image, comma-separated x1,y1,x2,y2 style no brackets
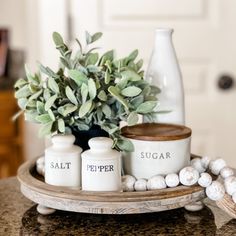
70,0,236,167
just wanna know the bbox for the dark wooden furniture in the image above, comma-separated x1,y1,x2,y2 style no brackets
0,90,24,178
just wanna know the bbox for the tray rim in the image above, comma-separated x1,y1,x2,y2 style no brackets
17,155,205,202
17,154,207,214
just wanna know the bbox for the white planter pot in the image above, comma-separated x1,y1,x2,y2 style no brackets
81,137,121,191
45,134,82,187
122,123,191,179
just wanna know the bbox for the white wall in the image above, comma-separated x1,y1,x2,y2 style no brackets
0,0,68,159
0,0,26,49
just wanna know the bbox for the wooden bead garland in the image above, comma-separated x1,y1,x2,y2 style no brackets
36,155,236,206
147,175,167,190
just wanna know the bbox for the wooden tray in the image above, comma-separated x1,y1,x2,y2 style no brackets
17,156,206,214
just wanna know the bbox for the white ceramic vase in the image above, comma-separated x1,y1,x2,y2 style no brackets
81,137,121,191
45,134,82,187
145,28,185,125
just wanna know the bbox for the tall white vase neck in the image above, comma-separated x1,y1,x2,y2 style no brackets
145,28,185,125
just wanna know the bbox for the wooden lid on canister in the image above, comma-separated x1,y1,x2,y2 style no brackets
121,123,192,141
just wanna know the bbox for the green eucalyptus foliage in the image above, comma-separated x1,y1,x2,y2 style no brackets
14,31,161,151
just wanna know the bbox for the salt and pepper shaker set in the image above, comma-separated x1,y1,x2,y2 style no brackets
45,135,121,191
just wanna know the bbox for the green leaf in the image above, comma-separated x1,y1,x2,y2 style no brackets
58,104,77,117
108,86,128,109
101,124,119,135
17,98,27,110
130,95,144,108
87,65,100,73
36,101,45,114
26,100,36,108
105,60,112,73
88,79,97,99
99,50,114,65
28,89,43,101
68,69,88,87
75,38,83,52
48,77,59,93
24,110,38,122
15,85,32,99
60,57,71,68
121,70,141,81
98,90,107,101
43,88,51,101
81,83,88,103
127,49,138,62
85,31,92,44
39,64,60,79
75,122,90,131
85,53,99,65
39,122,53,137
14,78,27,89
127,112,139,126
58,118,65,133
117,78,128,90
136,59,143,71
150,85,161,95
105,69,111,84
136,101,157,114
52,32,64,46
35,114,52,123
48,109,56,121
28,84,38,93
121,86,142,97
102,104,112,118
25,65,39,85
45,94,57,111
65,86,78,105
91,32,102,43
116,138,134,152
79,100,92,118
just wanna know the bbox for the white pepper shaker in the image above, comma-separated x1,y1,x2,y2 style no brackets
81,137,121,191
45,134,82,187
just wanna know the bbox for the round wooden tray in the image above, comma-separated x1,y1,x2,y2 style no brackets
17,155,206,214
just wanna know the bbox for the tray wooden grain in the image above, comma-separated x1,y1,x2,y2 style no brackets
17,155,206,214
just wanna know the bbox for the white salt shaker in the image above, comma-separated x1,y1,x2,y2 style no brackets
45,134,82,187
81,137,121,191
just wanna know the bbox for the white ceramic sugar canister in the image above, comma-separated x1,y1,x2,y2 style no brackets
81,137,121,191
45,134,82,187
122,123,191,179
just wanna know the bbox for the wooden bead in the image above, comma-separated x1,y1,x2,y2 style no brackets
191,158,206,173
134,179,147,191
201,156,210,169
206,181,225,201
209,158,226,175
224,176,236,196
220,167,234,179
179,166,199,186
198,172,212,188
36,164,45,176
122,175,136,192
36,156,45,166
147,175,166,190
165,173,179,188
